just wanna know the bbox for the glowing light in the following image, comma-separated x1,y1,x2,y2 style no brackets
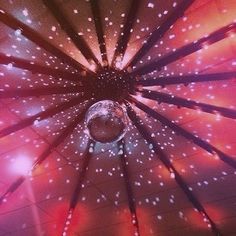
227,31,236,38
115,60,123,69
88,62,97,71
14,29,22,36
211,152,220,160
10,156,32,175
1,1,236,235
170,172,175,179
7,63,13,70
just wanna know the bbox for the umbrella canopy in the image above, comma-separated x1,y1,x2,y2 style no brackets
0,0,236,235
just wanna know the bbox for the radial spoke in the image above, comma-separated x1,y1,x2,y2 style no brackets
0,176,25,204
62,140,95,236
125,102,221,235
90,0,108,64
33,106,90,168
0,95,88,139
137,71,236,86
111,0,141,66
126,0,195,68
0,86,83,99
0,9,90,73
0,53,82,82
140,89,236,119
131,22,236,76
128,96,236,169
117,139,140,236
0,107,88,205
42,0,101,67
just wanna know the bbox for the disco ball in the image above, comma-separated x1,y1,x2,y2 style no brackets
85,100,128,143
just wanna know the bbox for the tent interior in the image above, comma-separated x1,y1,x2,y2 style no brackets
0,0,236,235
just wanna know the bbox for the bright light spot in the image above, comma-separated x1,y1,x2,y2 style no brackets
10,156,32,175
22,8,28,16
7,63,13,70
89,62,96,71
115,60,122,69
14,29,22,36
148,3,154,8
51,26,56,32
170,172,175,179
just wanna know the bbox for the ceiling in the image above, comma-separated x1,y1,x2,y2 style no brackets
0,0,236,235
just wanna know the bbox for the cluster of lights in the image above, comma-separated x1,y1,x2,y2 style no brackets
0,1,235,235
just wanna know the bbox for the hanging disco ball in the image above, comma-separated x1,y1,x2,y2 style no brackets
85,100,128,143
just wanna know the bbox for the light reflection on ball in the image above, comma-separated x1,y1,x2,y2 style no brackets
85,100,128,143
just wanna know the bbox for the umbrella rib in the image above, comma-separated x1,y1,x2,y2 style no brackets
111,0,141,66
140,89,236,119
0,53,82,82
0,95,88,139
131,22,236,76
42,0,101,67
0,9,91,74
0,86,83,99
0,1,233,235
118,139,140,236
137,71,236,86
126,0,195,69
128,96,236,170
0,107,88,205
62,140,95,236
90,0,108,64
125,102,222,236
